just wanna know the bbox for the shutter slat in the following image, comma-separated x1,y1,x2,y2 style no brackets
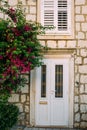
41,0,69,33
44,0,54,27
58,0,68,31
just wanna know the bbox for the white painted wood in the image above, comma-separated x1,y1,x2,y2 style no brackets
35,59,69,126
40,0,72,34
30,51,75,128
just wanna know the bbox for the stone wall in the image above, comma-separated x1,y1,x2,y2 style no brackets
9,74,30,126
0,0,87,128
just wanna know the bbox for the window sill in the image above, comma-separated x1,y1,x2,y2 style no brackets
38,33,74,40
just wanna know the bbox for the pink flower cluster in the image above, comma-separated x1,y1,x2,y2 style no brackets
7,8,17,23
5,47,31,74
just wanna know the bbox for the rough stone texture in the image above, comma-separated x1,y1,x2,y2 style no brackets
80,104,87,113
84,58,87,64
21,84,29,93
30,6,36,14
58,41,66,48
75,104,79,113
8,0,18,5
80,49,87,57
76,32,85,39
9,94,19,102
79,65,87,73
80,75,87,83
75,96,79,103
81,23,87,32
80,95,87,103
75,15,85,22
75,57,82,64
75,113,80,122
47,40,57,48
66,41,76,48
1,0,87,128
75,0,85,5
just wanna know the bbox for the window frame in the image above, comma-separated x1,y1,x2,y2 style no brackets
37,0,74,39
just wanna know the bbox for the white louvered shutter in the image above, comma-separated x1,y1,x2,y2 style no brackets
58,0,68,31
41,0,54,27
41,0,71,33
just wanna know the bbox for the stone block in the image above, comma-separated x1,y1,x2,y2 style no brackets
76,32,85,39
21,95,26,103
40,40,46,46
75,104,79,112
75,57,82,64
47,40,57,48
81,23,87,32
75,66,78,73
27,0,36,5
80,122,87,128
75,74,80,84
21,84,29,93
78,40,87,47
25,105,29,113
76,23,80,31
67,41,76,48
75,96,79,103
27,96,30,101
75,15,84,22
74,87,79,95
16,103,23,112
82,6,87,14
58,41,66,48
75,6,81,14
26,14,36,21
18,113,25,120
80,104,87,113
8,0,18,5
75,113,80,122
80,49,87,57
79,65,87,73
80,84,85,93
81,114,87,121
19,0,26,5
85,84,87,93
23,6,29,14
86,32,87,39
84,58,87,64
30,6,36,14
80,75,87,83
9,94,19,102
80,95,87,103
74,123,80,128
75,0,85,5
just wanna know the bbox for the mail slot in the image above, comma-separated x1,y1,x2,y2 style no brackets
39,101,48,104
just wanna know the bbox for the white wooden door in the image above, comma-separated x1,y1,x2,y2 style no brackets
35,59,69,126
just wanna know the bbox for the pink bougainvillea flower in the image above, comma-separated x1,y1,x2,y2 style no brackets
7,8,17,23
24,24,32,31
8,8,16,14
12,27,21,36
0,55,3,59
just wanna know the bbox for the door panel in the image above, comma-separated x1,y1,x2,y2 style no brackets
35,59,69,126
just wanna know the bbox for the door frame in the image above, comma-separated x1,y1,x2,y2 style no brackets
30,50,75,128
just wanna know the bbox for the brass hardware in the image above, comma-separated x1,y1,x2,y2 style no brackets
39,101,47,104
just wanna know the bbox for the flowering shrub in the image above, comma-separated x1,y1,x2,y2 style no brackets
0,0,47,94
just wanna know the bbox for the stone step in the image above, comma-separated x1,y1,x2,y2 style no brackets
24,128,84,130
11,126,85,130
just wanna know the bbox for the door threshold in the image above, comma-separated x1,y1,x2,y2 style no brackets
34,126,69,128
